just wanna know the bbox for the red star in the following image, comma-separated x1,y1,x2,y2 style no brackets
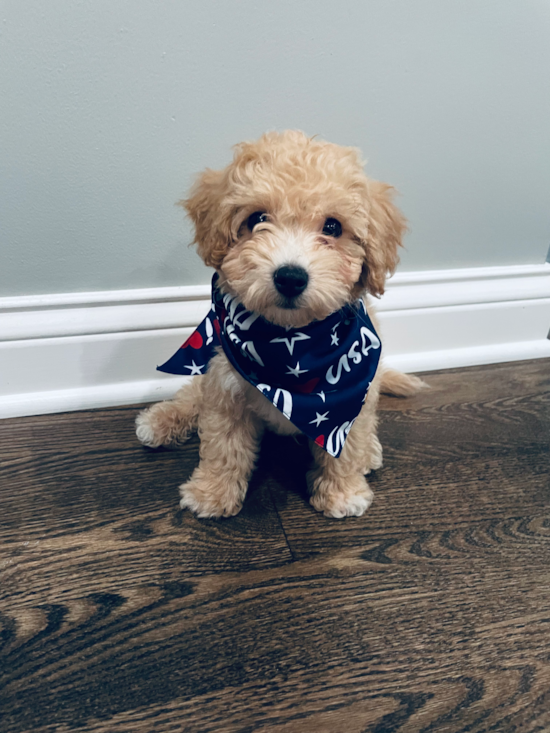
294,377,320,394
182,331,203,349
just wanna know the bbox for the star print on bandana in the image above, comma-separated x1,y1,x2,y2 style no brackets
184,360,204,375
310,411,329,427
270,332,310,355
157,273,381,457
286,361,308,378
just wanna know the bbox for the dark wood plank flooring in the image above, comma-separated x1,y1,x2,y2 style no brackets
1,359,549,733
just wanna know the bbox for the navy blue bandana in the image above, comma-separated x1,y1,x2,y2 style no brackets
158,274,381,457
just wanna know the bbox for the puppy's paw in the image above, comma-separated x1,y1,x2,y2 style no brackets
179,479,243,519
136,402,189,448
309,474,374,519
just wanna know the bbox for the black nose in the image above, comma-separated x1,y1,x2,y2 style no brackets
273,265,309,298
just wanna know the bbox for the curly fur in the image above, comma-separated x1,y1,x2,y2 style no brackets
137,130,426,518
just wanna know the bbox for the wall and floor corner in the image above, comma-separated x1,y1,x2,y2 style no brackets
1,263,549,419
1,2,549,418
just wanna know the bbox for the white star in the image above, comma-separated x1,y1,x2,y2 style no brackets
286,361,308,378
317,391,326,403
270,332,310,355
184,360,204,375
331,333,339,346
310,411,330,427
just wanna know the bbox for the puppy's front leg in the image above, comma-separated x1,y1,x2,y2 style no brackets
308,448,374,519
179,364,262,518
307,406,378,518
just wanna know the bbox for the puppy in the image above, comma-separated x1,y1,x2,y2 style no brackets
136,130,425,518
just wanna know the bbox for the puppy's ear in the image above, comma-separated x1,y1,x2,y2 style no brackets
180,168,231,268
359,181,407,297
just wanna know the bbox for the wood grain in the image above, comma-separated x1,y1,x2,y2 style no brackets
0,359,549,732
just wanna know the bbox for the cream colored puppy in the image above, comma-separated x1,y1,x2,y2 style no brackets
136,131,424,518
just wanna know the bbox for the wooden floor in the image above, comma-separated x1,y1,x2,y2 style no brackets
1,359,549,733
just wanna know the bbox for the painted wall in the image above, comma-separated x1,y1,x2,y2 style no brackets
1,0,549,296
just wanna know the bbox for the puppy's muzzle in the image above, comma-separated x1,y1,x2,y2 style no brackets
273,265,309,300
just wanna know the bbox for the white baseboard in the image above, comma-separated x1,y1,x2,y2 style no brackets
1,264,549,419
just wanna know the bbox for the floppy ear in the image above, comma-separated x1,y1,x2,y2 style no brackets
359,181,407,297
180,168,231,268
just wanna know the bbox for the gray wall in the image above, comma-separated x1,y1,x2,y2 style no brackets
1,0,549,297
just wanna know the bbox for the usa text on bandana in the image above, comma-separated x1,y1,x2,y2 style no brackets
157,275,381,457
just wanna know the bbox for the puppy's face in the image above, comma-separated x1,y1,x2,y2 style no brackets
183,131,406,328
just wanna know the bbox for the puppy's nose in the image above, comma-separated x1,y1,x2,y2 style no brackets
273,265,309,298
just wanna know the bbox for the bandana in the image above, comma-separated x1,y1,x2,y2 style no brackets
157,274,381,457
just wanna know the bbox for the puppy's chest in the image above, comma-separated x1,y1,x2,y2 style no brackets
243,381,301,436
216,353,300,436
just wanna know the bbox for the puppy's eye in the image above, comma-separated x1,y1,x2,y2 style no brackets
322,218,343,238
247,211,268,230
